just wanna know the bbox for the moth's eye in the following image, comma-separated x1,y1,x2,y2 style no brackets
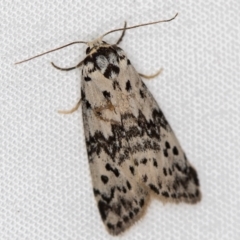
86,47,91,54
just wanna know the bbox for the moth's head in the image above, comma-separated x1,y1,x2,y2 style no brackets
86,38,109,54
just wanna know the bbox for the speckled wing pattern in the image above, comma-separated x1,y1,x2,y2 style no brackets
81,44,201,235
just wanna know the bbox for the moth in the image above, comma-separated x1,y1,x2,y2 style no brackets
16,13,201,235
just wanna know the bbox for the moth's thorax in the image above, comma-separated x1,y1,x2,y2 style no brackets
83,43,126,80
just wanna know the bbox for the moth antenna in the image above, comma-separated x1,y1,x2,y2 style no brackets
15,13,177,65
100,13,178,40
15,41,87,65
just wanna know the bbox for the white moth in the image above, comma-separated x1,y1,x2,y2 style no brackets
16,13,201,235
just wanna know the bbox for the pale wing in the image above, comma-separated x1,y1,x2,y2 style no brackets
81,45,200,235
115,48,201,203
81,46,151,235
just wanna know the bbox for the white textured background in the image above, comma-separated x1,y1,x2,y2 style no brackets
1,1,240,239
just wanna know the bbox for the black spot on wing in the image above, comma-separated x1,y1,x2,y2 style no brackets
139,89,145,99
116,221,122,228
129,212,134,219
164,149,168,157
188,166,200,186
175,163,182,172
101,175,109,184
105,163,120,177
98,200,110,221
162,191,169,198
85,100,91,109
129,166,135,175
125,80,132,92
139,198,145,207
123,215,129,223
165,141,171,149
133,208,139,215
122,186,127,193
153,158,158,168
103,64,120,79
149,183,159,194
84,76,91,81
140,158,147,165
126,180,132,190
93,188,100,196
102,90,111,99
173,146,179,155
163,168,167,176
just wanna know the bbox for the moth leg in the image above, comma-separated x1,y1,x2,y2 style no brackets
116,21,127,45
58,99,82,114
51,60,83,71
139,68,163,79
